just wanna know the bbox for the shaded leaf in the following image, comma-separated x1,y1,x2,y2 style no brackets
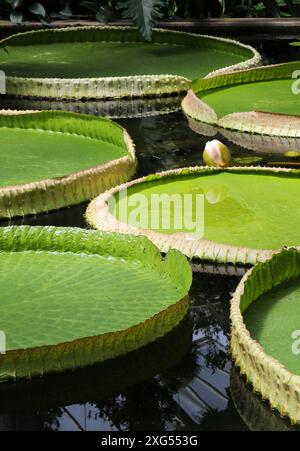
118,0,165,41
59,1,72,17
29,2,46,17
96,5,116,22
10,10,23,24
11,0,23,9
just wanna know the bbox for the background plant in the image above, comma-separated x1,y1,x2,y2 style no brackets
168,0,300,19
0,0,299,40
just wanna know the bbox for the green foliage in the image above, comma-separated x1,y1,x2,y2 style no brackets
28,2,46,17
80,1,119,22
118,0,165,41
168,0,300,18
0,1,299,40
2,0,50,24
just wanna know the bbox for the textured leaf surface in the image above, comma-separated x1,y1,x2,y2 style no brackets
0,110,136,219
0,250,184,350
191,62,299,95
0,26,258,80
114,170,300,249
199,79,300,118
0,41,247,80
0,110,129,185
231,248,300,424
0,26,260,99
0,127,125,186
184,63,300,137
244,278,300,374
0,226,191,381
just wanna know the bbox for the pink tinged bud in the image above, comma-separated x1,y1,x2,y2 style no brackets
203,140,232,168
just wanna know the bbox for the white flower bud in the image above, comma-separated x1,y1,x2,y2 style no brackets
203,140,232,168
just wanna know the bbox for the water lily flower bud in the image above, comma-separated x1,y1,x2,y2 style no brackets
203,140,232,168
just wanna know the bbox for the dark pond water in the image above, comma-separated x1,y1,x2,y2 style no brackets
0,40,299,431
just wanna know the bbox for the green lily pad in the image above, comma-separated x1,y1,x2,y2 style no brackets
0,226,192,383
87,166,300,265
244,279,300,375
186,115,300,155
182,62,300,138
200,79,299,119
0,26,260,99
231,249,300,425
0,110,136,219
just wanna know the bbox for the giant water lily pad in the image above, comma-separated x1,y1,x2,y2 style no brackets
86,166,300,265
0,226,192,383
182,62,300,137
186,115,300,155
231,249,300,425
0,26,260,99
0,110,136,219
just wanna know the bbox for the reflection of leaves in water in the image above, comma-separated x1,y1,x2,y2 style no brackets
43,409,62,432
190,272,239,336
205,348,228,373
2,202,88,228
0,271,246,431
160,342,200,390
118,112,205,176
0,318,195,431
198,390,248,431
94,381,179,431
92,341,200,431
190,272,241,372
0,408,62,431
230,367,300,432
